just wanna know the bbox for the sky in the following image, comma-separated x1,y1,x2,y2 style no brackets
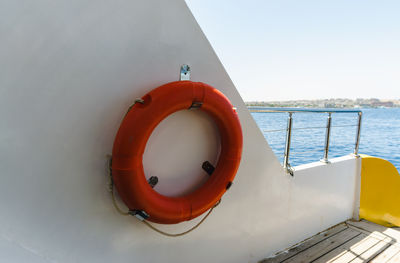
185,0,400,101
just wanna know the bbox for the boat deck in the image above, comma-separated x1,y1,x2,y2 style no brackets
261,220,400,263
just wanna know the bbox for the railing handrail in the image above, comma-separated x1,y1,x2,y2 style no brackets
249,107,363,176
249,107,362,114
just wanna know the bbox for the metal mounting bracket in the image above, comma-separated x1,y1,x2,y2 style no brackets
189,101,203,109
147,176,158,188
285,165,294,177
202,161,215,176
129,210,150,221
180,64,191,81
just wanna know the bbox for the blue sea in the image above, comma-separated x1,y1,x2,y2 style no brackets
251,108,400,171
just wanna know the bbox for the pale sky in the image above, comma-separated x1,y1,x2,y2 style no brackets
185,0,400,101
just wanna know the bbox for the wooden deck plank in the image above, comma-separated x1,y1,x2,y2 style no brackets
368,244,400,263
347,220,400,250
311,233,369,263
347,220,400,243
346,239,391,263
387,251,400,263
283,228,361,263
346,225,392,243
260,224,348,263
260,220,400,263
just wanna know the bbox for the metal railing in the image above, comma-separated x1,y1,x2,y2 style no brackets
249,108,363,176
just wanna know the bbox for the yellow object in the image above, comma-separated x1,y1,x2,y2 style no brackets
360,155,400,227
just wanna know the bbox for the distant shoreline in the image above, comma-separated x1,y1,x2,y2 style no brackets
245,98,400,108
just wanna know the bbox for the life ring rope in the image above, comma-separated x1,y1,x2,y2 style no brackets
108,156,220,237
142,200,220,237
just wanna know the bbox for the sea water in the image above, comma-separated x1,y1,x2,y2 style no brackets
251,108,400,171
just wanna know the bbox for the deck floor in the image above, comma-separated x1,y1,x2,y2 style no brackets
261,220,400,263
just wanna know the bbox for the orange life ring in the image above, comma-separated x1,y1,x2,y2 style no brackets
111,81,242,224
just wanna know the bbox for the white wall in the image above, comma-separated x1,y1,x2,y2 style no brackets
0,0,360,262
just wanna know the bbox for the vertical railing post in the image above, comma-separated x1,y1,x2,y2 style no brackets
321,113,332,163
354,111,362,156
283,112,294,176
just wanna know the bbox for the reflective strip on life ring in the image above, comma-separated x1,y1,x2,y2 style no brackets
111,81,243,224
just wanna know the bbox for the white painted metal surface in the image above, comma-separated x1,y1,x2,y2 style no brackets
0,0,361,262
